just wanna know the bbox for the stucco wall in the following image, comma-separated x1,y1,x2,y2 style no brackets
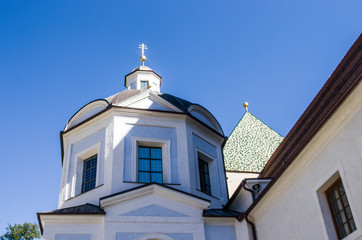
249,83,362,240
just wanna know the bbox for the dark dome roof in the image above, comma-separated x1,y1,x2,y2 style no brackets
158,93,192,113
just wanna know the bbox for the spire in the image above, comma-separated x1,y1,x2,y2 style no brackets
124,43,162,92
139,43,148,66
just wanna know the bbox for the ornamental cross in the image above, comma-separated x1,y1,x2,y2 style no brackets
139,43,148,56
138,43,148,65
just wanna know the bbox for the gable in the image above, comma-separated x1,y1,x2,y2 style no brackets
124,97,171,111
119,204,188,217
114,90,183,112
100,184,210,219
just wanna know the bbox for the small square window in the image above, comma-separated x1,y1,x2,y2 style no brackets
140,81,149,89
81,155,97,193
326,178,356,239
138,146,162,183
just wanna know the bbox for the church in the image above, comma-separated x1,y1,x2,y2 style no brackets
38,36,362,240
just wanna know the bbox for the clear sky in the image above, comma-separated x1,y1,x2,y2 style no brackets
0,0,361,235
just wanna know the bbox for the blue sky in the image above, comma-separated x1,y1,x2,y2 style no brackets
0,0,361,235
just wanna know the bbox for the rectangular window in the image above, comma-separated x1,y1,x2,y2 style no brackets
81,155,97,193
138,146,162,183
199,159,211,195
326,179,356,239
140,81,149,89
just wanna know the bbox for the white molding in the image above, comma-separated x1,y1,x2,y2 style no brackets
188,105,224,135
100,184,210,209
72,142,102,197
65,100,109,131
131,137,171,183
203,217,236,225
116,90,183,113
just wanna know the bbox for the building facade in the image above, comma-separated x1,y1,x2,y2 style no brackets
38,35,362,240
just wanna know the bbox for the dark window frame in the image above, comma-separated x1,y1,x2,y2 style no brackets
138,146,163,184
326,178,356,239
198,158,211,195
81,155,97,193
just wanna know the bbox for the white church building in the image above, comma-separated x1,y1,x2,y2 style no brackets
38,36,362,240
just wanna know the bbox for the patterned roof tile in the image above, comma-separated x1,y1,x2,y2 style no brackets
223,112,283,172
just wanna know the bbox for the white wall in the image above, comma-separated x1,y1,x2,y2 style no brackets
247,83,362,240
226,172,259,196
60,107,228,209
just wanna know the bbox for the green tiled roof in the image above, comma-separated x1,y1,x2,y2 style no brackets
223,112,283,172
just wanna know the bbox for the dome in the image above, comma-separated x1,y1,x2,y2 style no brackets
65,89,223,135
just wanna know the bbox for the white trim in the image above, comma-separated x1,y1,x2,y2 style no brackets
71,143,101,197
100,184,210,209
131,137,171,183
149,91,183,112
116,90,183,113
195,148,219,197
203,217,236,225
65,100,109,131
188,105,224,135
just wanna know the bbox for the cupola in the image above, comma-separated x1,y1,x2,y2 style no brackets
124,43,162,92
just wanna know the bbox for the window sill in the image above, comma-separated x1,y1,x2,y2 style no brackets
123,181,181,186
196,189,220,200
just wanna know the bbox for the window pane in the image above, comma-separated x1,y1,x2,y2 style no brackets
85,171,90,182
139,159,150,171
92,156,97,167
343,223,350,235
91,168,96,179
328,192,336,203
150,148,162,159
345,206,352,219
204,174,210,185
86,160,91,169
350,219,357,231
339,211,347,223
336,199,343,211
151,160,162,172
206,185,211,195
333,188,339,200
342,195,349,207
85,183,90,192
90,180,96,189
338,182,345,195
151,173,162,183
339,227,346,238
139,172,150,183
139,147,150,158
198,159,211,195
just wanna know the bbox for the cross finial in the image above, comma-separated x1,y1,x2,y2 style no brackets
139,43,148,66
